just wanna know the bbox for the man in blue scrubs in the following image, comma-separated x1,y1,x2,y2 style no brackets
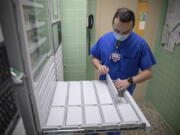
90,8,156,135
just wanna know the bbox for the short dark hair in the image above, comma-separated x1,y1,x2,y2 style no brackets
112,8,135,27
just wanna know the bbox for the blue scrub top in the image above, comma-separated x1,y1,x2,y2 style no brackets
90,32,156,94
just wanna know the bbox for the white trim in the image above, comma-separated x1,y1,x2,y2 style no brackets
22,1,44,8
52,19,61,24
25,22,45,31
29,37,47,54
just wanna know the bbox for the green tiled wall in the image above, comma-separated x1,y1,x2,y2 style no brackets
145,1,180,134
86,0,97,80
60,0,87,80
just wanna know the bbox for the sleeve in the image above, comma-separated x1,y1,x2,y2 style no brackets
90,39,101,60
138,42,157,70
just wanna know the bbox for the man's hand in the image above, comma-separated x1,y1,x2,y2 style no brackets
92,57,109,75
97,65,109,75
114,79,131,91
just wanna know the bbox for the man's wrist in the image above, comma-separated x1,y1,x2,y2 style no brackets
127,77,134,85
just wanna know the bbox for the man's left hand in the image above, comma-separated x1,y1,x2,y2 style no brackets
114,79,131,91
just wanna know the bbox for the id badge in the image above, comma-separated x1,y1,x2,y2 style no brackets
109,53,121,63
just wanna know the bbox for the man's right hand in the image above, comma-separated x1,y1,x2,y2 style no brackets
97,65,109,75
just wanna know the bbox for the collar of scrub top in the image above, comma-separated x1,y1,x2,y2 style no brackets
115,40,122,49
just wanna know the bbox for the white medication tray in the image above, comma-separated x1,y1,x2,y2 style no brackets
43,75,150,134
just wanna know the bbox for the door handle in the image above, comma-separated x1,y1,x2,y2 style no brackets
10,67,25,85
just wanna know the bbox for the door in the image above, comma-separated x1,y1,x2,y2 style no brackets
11,0,57,134
96,0,138,38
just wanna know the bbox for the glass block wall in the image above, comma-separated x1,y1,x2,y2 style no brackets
60,0,88,80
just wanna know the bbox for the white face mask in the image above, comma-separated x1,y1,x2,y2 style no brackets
113,31,130,41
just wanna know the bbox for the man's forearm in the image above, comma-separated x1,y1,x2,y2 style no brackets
92,57,101,70
132,68,153,84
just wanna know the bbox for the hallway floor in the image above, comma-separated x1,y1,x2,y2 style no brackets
120,100,175,135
